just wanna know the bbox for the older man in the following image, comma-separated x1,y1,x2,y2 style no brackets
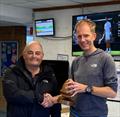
2,41,61,117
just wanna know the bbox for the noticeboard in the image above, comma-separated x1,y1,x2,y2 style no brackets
0,41,18,76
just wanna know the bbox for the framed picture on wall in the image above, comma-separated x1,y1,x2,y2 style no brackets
107,61,120,102
0,41,18,76
57,54,69,61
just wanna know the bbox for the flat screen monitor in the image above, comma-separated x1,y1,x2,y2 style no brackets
72,11,120,56
35,18,55,37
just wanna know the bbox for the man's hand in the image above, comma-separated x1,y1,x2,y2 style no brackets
41,93,54,108
67,81,87,97
61,79,87,97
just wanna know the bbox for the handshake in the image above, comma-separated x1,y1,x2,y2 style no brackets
41,79,87,106
41,79,76,107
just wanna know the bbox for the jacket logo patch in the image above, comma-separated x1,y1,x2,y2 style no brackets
91,64,97,68
42,80,48,83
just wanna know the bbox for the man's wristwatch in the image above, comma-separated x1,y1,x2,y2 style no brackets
85,85,93,94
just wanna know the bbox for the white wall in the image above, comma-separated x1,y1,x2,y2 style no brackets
0,4,32,25
34,4,120,116
107,101,120,117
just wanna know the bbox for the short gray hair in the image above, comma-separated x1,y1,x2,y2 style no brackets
23,40,43,55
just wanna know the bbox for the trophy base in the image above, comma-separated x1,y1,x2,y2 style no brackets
58,96,74,106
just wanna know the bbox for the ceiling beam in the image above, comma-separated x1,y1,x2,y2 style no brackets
33,1,120,12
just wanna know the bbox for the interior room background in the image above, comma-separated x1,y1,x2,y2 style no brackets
0,3,120,117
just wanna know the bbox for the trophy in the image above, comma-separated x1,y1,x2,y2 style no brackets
58,79,74,106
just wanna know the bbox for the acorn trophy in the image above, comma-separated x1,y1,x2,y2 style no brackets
58,79,74,106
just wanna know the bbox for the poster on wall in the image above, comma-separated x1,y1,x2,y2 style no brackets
0,41,18,76
108,61,120,102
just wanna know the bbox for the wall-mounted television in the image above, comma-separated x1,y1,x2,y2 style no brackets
72,11,120,56
35,18,55,37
